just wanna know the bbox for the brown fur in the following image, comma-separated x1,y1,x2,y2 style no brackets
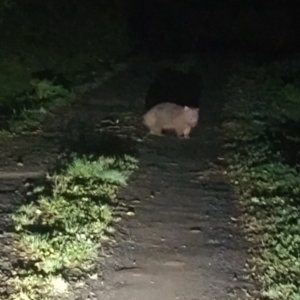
143,102,199,138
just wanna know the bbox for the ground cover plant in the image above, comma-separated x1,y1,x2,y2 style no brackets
222,57,300,299
3,154,138,300
0,0,131,134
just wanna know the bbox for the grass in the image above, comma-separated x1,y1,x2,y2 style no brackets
0,4,137,297
5,154,138,300
0,1,132,134
222,57,300,299
0,61,127,134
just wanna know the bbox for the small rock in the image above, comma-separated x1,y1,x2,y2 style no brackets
190,226,201,233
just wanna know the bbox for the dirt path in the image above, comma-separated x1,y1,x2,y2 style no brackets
0,55,255,299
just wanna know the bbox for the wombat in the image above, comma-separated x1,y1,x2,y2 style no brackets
143,102,199,138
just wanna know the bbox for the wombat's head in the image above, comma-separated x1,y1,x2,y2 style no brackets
183,106,199,127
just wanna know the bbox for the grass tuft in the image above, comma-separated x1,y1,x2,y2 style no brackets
7,154,138,299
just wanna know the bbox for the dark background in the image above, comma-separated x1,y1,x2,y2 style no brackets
1,0,299,59
0,0,298,118
127,0,300,59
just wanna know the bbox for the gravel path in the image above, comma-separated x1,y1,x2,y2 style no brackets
0,55,255,299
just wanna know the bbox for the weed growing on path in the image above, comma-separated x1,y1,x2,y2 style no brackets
5,154,138,300
222,58,300,299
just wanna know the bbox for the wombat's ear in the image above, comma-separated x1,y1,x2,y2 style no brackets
184,106,189,110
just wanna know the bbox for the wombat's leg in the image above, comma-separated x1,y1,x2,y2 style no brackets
182,126,191,139
174,125,185,138
149,125,163,136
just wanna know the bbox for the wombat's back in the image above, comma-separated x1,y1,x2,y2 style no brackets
143,102,184,129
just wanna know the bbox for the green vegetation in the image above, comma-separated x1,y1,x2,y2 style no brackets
6,154,137,300
222,58,300,299
0,3,138,298
0,0,132,133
